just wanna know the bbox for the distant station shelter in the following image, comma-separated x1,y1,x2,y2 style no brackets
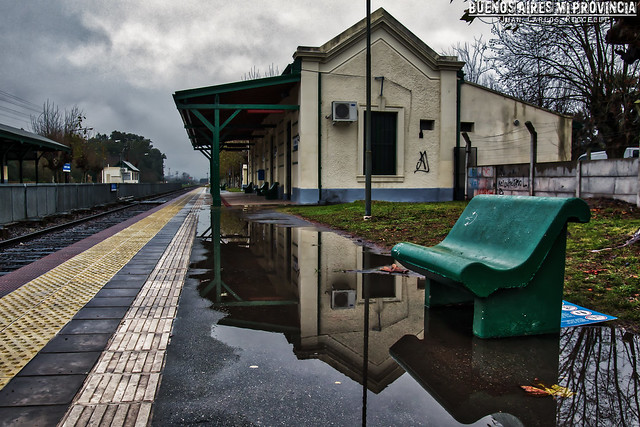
0,122,71,184
174,8,571,205
101,161,140,184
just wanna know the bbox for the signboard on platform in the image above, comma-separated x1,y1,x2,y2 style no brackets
63,163,71,173
561,301,616,328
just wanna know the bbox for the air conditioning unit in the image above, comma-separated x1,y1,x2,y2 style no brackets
332,101,358,122
331,290,356,309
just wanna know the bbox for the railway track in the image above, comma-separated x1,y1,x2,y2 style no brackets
0,188,191,277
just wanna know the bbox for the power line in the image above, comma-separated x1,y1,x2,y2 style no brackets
0,112,31,127
0,90,40,112
0,105,32,119
0,89,41,128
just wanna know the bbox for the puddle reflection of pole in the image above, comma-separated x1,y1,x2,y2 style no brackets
362,266,370,425
362,282,369,427
202,206,224,298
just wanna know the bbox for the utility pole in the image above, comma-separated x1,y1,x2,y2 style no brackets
364,0,372,219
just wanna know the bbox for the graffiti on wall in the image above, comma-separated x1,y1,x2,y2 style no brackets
468,167,496,196
468,167,494,178
498,178,528,189
497,177,529,195
414,151,430,173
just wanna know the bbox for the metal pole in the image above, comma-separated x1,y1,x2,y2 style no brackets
363,4,372,422
212,96,221,207
364,0,372,218
462,132,471,200
525,121,537,197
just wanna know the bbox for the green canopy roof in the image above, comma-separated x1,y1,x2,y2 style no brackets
0,122,71,160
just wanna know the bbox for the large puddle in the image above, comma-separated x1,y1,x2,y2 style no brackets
182,201,639,426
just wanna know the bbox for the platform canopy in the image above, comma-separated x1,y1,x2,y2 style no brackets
0,122,71,158
173,62,300,205
173,64,300,156
0,122,71,183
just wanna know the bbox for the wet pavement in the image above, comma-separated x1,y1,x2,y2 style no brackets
152,195,640,426
1,189,635,425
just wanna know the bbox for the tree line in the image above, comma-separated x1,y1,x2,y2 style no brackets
30,100,166,183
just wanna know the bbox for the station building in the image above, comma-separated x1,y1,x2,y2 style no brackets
174,8,571,204
101,160,141,184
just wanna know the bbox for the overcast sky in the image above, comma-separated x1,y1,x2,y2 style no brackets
0,1,489,179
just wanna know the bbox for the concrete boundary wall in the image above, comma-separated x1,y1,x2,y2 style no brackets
0,183,183,225
468,158,639,206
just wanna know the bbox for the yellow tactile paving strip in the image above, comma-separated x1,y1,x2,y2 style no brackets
0,189,202,390
59,191,203,426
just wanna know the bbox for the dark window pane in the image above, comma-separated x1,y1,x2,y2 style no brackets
364,112,397,175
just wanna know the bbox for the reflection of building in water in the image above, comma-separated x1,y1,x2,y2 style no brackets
293,229,425,393
213,218,424,393
198,207,640,423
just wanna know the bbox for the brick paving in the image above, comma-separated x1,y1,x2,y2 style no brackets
59,200,199,426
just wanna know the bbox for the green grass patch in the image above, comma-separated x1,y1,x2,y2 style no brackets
282,200,467,248
280,199,640,332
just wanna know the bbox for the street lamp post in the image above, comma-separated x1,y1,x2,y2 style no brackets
364,0,372,218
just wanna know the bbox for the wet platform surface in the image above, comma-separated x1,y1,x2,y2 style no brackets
0,189,638,426
0,189,203,425
156,195,640,426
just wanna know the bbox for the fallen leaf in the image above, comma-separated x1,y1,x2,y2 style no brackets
544,384,575,398
380,264,408,274
522,382,575,398
520,385,550,397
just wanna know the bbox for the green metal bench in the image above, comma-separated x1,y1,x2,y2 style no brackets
391,195,590,338
265,182,279,200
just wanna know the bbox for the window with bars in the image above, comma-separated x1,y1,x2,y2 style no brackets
364,111,397,175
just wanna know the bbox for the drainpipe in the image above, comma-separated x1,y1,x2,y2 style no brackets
462,132,472,200
456,70,464,200
317,71,322,203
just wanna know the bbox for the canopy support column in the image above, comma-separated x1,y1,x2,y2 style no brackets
211,105,220,206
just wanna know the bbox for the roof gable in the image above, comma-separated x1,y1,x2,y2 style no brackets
294,8,463,72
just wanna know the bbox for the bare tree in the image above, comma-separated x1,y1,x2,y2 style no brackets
444,36,498,89
31,100,87,182
491,21,640,158
31,99,64,142
241,63,280,80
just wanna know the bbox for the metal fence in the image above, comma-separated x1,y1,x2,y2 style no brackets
0,183,183,225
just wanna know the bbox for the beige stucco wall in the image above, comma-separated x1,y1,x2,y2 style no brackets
305,26,450,200
102,166,121,183
298,63,320,192
460,83,571,166
246,10,571,204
